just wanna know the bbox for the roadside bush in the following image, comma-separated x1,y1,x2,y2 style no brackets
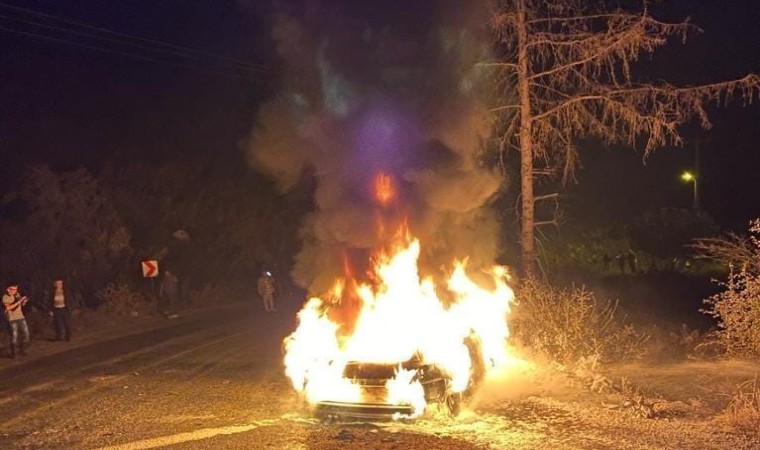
716,377,760,433
510,279,649,366
699,219,760,357
187,282,248,305
96,283,152,316
702,270,760,357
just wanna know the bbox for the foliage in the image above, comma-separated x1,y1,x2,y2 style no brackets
703,271,760,356
510,279,648,365
716,378,760,433
701,220,760,357
102,159,306,288
489,0,760,275
538,224,632,275
537,208,719,276
0,165,132,305
630,208,718,271
0,156,305,310
693,226,760,274
96,283,151,316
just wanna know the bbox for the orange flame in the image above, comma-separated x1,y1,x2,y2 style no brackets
373,173,396,206
283,226,521,418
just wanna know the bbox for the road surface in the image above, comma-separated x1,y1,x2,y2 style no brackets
2,299,759,450
0,300,485,449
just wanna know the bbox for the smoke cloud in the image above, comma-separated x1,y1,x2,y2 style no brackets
245,0,503,294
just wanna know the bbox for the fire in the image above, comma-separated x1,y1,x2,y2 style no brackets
283,227,519,418
372,173,396,206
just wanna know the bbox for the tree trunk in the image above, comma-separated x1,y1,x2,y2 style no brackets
516,0,537,277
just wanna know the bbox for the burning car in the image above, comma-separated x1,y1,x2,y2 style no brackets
315,359,462,422
283,230,516,421
313,336,488,422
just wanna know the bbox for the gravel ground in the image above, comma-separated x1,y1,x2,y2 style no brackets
1,300,758,449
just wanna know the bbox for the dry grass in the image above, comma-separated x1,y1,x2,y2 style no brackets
510,279,649,367
716,377,760,433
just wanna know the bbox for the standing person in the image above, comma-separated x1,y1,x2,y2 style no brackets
626,249,639,274
48,279,73,341
158,270,179,319
3,284,30,358
616,253,626,274
257,271,276,312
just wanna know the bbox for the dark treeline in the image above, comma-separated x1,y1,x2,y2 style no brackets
0,154,311,309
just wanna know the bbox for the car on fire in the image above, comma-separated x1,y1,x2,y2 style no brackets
314,339,484,422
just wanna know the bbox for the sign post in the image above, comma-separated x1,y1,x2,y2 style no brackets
142,260,159,300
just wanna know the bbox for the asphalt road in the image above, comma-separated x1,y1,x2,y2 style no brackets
0,300,485,450
4,300,759,450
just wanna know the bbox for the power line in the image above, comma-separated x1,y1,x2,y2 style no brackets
0,13,267,76
0,24,263,83
0,1,269,73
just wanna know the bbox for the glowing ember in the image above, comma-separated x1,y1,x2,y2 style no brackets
283,228,517,418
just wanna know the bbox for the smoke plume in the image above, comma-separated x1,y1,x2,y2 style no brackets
245,0,503,294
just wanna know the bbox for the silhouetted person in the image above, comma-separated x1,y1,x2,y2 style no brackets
158,270,179,319
626,250,638,274
616,253,626,274
3,284,30,358
49,279,73,341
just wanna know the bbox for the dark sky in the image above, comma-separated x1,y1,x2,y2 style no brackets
1,0,758,231
568,0,760,231
0,0,274,173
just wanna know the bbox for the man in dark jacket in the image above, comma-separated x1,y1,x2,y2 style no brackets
158,270,179,319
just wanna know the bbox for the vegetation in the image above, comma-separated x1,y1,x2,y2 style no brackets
510,278,648,366
0,165,131,307
698,219,760,357
0,158,307,312
489,0,760,276
538,207,720,276
717,377,760,433
96,283,151,317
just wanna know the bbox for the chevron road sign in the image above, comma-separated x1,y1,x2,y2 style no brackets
141,260,159,278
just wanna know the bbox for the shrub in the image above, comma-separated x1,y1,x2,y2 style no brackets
96,283,152,316
702,270,760,356
700,219,760,357
716,377,760,433
510,279,649,366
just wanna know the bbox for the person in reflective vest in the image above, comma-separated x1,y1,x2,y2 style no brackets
257,271,276,312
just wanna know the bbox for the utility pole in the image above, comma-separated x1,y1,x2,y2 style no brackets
691,138,707,210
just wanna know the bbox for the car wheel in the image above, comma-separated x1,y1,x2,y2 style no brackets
445,392,462,417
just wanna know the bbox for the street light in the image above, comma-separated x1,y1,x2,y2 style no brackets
680,171,698,209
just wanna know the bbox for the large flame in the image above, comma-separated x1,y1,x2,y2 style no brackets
283,226,518,418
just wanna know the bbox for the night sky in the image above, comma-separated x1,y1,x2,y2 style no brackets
1,0,759,232
567,0,760,231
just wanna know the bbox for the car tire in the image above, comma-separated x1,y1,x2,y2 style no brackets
446,392,462,417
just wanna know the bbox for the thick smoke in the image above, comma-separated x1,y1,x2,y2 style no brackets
245,0,503,294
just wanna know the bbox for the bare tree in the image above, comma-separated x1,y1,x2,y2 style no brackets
489,0,760,276
692,219,760,274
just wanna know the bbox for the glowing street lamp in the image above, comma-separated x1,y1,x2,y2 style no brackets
680,171,698,209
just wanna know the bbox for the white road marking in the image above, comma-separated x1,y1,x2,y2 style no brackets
95,419,278,450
